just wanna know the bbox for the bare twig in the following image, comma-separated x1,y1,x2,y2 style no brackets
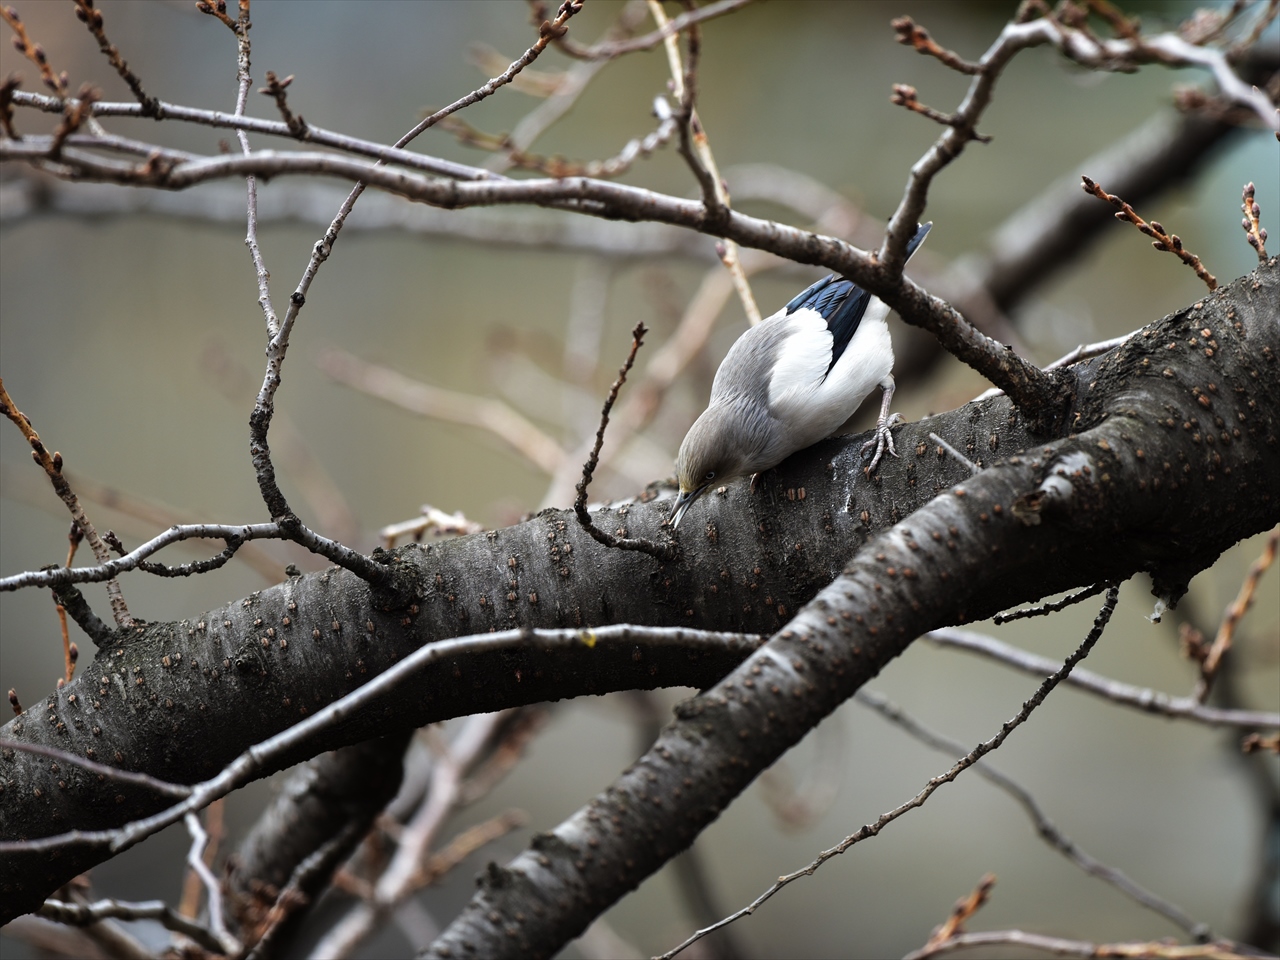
923,874,997,951
903,930,1258,960
574,323,678,560
551,0,752,60
0,624,761,857
0,738,190,798
415,809,528,886
10,88,499,180
858,689,1212,940
0,522,283,592
660,586,1122,959
1082,175,1218,290
440,96,677,179
233,3,584,591
179,797,222,921
0,463,285,583
259,70,305,137
993,582,1111,623
1241,181,1270,260
318,348,566,475
38,897,228,956
926,627,1280,730
1195,526,1279,700
1,6,69,98
928,432,979,475
55,522,83,680
184,811,240,955
380,505,485,549
890,84,992,141
0,378,132,626
891,15,984,74
72,0,157,114
309,713,517,957
1242,732,1280,754
650,0,760,325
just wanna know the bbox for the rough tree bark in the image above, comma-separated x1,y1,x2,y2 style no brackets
423,261,1280,957
1,262,1277,946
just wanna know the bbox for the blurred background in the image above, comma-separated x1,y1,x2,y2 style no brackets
1,1,1277,957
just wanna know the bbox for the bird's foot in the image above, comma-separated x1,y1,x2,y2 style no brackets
861,413,905,474
749,472,762,494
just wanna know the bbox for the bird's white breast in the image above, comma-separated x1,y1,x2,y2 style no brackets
764,300,894,450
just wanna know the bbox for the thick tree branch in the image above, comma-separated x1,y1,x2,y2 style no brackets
2,263,1274,933
425,263,1280,957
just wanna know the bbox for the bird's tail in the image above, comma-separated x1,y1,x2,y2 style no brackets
905,221,932,259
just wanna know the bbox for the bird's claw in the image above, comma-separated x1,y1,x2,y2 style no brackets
861,413,904,474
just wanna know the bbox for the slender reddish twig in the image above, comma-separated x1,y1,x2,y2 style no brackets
1082,175,1217,290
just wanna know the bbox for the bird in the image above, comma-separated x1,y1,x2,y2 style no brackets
670,222,932,529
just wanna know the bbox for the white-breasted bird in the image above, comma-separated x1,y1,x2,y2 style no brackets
671,222,931,529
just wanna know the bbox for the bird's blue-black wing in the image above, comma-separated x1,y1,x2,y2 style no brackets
782,223,931,375
784,275,871,376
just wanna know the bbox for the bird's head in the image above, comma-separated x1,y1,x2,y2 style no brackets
671,403,762,529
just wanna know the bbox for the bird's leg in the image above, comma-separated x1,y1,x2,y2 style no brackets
860,375,903,474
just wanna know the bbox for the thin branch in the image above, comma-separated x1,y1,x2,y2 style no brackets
380,505,485,549
184,812,240,955
1241,181,1270,260
50,581,112,647
0,522,283,591
993,582,1111,623
890,84,993,141
10,88,500,180
259,70,305,137
308,713,514,958
920,874,997,951
38,898,228,956
926,627,1280,730
1195,526,1279,700
238,3,583,590
651,0,760,324
72,0,157,115
178,798,222,922
903,929,1259,960
0,378,132,625
1,6,70,98
1082,175,1218,290
0,462,285,584
318,348,567,475
490,0,651,172
660,586,1122,959
440,95,677,179
928,432,979,475
891,15,984,74
857,689,1212,941
551,0,752,60
574,323,678,560
0,624,762,856
0,738,191,798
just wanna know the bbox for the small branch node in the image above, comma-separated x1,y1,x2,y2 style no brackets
891,83,992,142
260,70,307,137
1241,181,1269,260
891,16,984,74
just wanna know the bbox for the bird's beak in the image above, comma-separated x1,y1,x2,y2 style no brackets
670,486,708,530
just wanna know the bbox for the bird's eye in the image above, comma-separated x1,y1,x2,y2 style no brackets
704,470,716,481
